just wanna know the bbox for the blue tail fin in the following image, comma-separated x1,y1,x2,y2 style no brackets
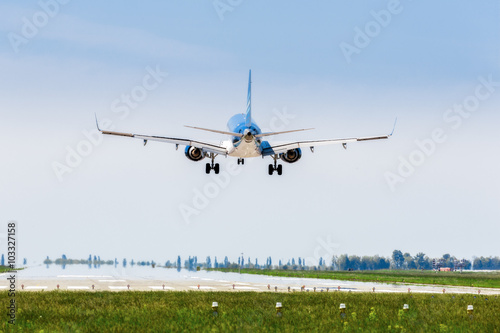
245,70,251,127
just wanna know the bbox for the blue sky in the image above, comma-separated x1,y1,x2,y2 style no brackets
1,0,499,266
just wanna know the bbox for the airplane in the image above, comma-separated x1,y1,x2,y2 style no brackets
96,70,396,176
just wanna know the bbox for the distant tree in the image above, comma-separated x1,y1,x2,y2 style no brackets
360,256,370,270
441,254,455,268
414,252,427,269
348,255,361,270
337,254,350,270
380,257,390,269
331,255,338,270
492,257,500,269
392,250,404,269
403,253,416,270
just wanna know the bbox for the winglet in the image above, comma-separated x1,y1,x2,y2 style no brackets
245,69,252,127
95,113,102,132
389,117,397,136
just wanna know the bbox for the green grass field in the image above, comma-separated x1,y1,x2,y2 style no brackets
2,291,499,332
209,268,500,289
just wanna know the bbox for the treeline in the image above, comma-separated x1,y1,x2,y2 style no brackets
43,255,157,268
41,252,500,271
332,255,391,271
332,252,472,271
473,256,500,270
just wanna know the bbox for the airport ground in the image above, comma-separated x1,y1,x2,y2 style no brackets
3,267,500,331
2,291,499,332
211,268,500,289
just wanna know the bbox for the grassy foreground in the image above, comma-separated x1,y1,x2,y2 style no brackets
210,268,500,289
2,291,499,332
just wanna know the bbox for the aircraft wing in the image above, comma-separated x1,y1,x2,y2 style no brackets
262,118,398,156
96,119,227,155
262,135,388,155
262,119,396,156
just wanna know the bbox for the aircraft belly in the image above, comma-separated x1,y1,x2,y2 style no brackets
229,141,261,158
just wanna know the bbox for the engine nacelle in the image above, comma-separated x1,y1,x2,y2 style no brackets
280,148,302,163
184,146,205,161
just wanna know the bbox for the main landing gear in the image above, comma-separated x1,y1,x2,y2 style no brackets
237,158,245,165
206,153,219,174
268,155,282,176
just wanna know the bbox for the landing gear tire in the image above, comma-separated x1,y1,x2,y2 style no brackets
238,158,245,165
268,155,283,176
206,153,219,174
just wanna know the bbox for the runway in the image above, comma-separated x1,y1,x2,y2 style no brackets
3,265,500,295
8,277,500,295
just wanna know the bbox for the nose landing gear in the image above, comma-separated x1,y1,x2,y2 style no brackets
268,155,282,176
237,158,245,165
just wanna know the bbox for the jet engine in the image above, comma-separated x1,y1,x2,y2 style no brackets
184,146,205,161
280,148,302,163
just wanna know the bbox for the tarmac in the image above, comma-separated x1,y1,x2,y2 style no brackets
4,272,500,295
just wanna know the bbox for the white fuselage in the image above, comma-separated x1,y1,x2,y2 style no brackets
225,113,263,158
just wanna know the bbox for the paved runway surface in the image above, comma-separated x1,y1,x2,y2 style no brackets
2,266,500,295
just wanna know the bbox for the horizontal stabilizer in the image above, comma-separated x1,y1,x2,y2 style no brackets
185,125,244,138
255,128,314,138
